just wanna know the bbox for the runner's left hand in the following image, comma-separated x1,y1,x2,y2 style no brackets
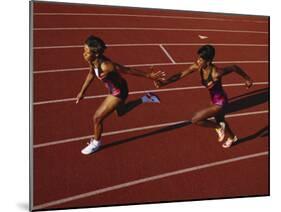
245,79,253,89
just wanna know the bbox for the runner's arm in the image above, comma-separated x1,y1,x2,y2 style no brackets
154,63,198,88
114,63,165,80
219,65,253,88
76,67,95,103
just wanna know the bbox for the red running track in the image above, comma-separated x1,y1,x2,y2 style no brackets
31,2,269,211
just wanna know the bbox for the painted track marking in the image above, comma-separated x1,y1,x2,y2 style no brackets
34,27,268,34
34,43,268,50
34,12,268,24
159,44,176,64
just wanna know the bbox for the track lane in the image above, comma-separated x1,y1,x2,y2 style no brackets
34,46,170,71
33,63,268,105
34,30,268,47
33,113,268,207
166,45,268,63
33,45,268,71
34,15,268,31
39,155,268,210
33,85,268,145
33,2,267,22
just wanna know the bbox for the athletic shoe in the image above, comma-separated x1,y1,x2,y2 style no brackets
141,92,160,103
81,138,101,155
222,136,238,148
215,122,226,142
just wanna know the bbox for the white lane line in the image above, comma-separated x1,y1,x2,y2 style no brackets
33,110,268,149
33,82,268,106
33,12,268,24
32,151,268,210
34,43,268,50
33,60,268,74
34,67,89,73
33,27,268,34
159,44,176,64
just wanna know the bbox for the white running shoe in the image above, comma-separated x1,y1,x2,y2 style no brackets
141,92,160,103
81,138,101,155
222,136,238,148
215,122,226,142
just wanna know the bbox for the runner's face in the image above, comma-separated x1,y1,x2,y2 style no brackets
196,56,208,69
83,45,96,62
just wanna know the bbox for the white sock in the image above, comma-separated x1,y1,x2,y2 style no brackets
91,138,101,144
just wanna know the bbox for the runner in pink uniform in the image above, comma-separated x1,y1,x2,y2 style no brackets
154,45,253,148
76,35,165,155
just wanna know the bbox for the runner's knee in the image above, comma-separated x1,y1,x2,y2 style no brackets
191,114,201,124
93,112,104,124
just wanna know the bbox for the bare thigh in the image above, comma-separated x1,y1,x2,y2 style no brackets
192,104,223,123
95,95,123,121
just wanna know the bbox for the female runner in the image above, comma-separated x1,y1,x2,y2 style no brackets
154,45,253,148
76,35,165,155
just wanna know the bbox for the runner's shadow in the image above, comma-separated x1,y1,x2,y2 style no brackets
225,87,269,147
101,121,192,150
233,126,269,146
226,87,269,114
102,87,268,151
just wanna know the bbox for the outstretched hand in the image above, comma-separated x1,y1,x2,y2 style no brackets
147,66,166,81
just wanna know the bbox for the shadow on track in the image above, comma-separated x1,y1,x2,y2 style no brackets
233,125,269,147
226,87,269,113
102,87,269,151
102,120,192,150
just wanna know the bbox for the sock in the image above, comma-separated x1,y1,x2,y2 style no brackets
92,138,101,144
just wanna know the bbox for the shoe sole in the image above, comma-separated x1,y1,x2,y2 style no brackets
222,136,238,148
81,144,101,155
81,148,100,155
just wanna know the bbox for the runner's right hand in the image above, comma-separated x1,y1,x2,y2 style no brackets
76,92,84,104
154,80,165,88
